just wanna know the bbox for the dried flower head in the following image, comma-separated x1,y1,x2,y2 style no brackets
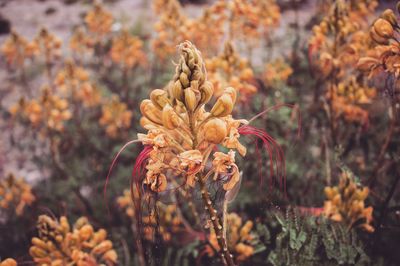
99,95,132,138
0,173,35,216
30,215,118,265
323,171,374,232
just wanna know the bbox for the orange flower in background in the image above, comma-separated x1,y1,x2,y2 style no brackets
85,1,113,39
99,95,132,138
10,87,72,132
323,171,374,232
206,212,256,263
31,27,62,64
0,173,35,216
206,42,257,102
110,29,147,69
69,26,94,55
55,60,102,107
1,30,36,67
142,202,183,242
30,215,117,265
263,58,293,88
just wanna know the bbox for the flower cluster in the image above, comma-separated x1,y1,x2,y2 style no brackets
206,212,256,263
85,1,113,39
358,2,400,103
31,28,62,64
263,58,293,88
309,0,378,124
54,60,102,107
10,87,72,132
0,173,35,216
1,30,36,67
331,77,376,123
138,41,246,192
110,29,147,69
206,42,257,102
323,171,374,232
99,95,132,138
30,215,118,265
137,41,249,264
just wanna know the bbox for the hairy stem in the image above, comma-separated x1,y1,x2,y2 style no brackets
198,176,235,266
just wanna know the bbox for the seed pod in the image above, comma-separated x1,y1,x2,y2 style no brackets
172,80,183,101
184,88,197,111
203,118,227,144
381,9,398,27
373,18,394,39
199,81,213,105
140,100,163,124
150,89,169,110
210,94,234,117
162,104,181,129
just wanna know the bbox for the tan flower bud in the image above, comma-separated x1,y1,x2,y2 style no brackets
373,18,394,39
32,237,48,250
29,246,47,258
381,9,398,27
162,104,181,130
140,100,163,124
203,118,227,144
184,88,197,111
224,87,237,104
102,249,118,263
199,81,214,105
92,240,113,254
79,224,94,240
210,94,234,117
150,89,169,110
0,259,17,266
179,72,190,88
172,80,183,101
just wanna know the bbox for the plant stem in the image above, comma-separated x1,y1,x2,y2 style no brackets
197,176,235,266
